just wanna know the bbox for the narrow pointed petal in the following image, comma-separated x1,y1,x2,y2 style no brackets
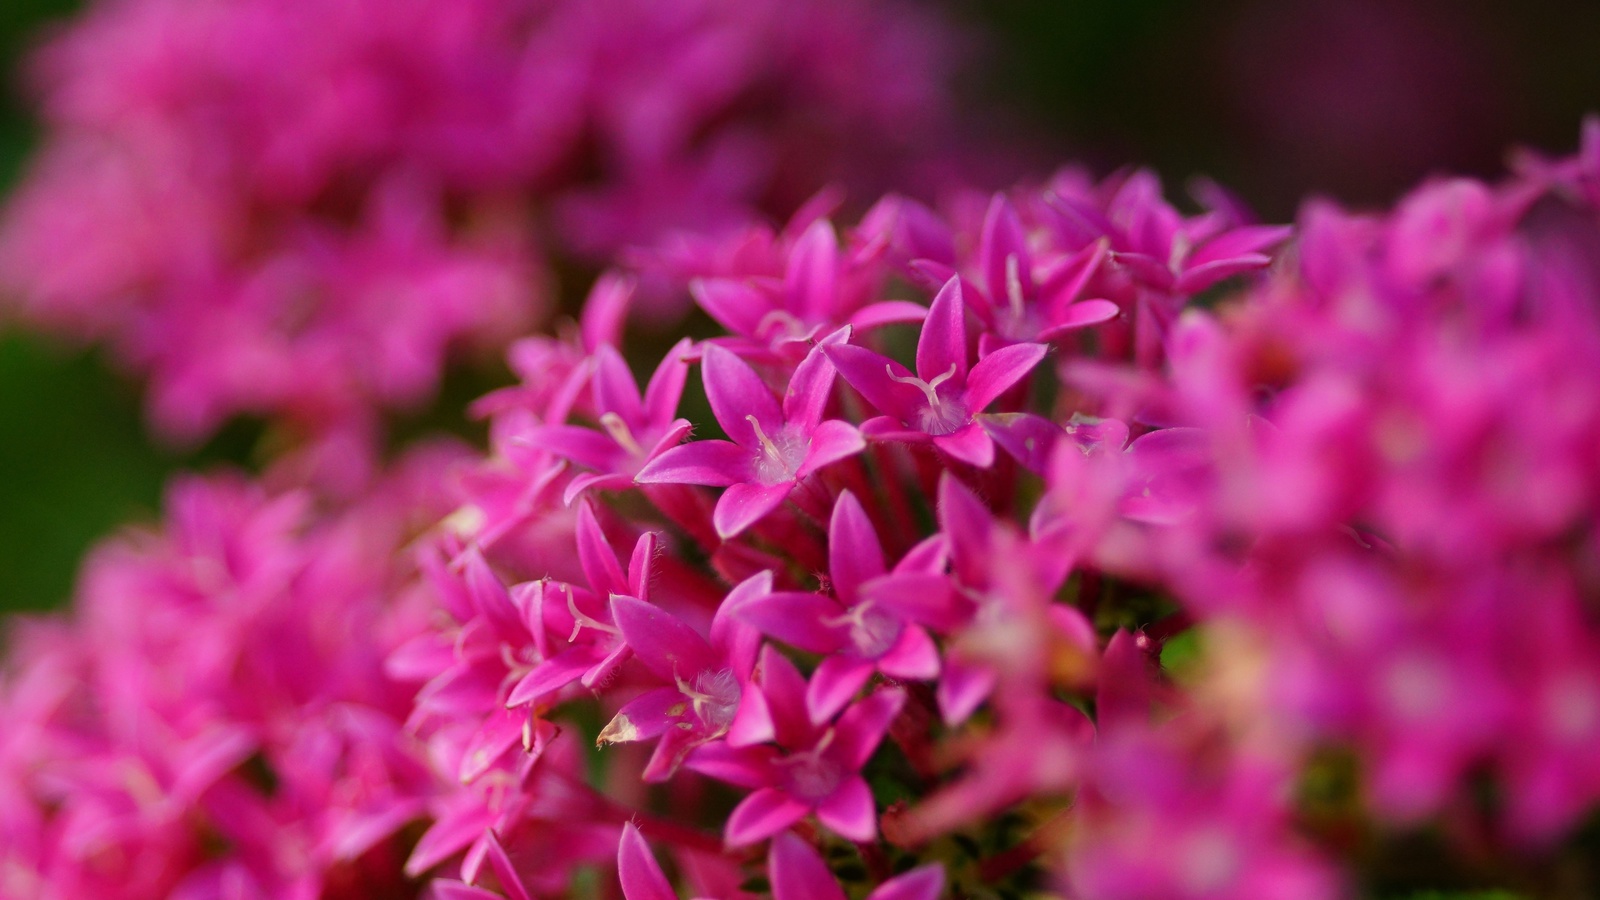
580,272,635,351
878,626,941,681
787,219,840,322
433,882,503,900
635,440,753,487
916,276,969,385
966,341,1047,412
834,687,906,768
591,345,645,424
462,549,521,641
710,570,773,672
479,831,533,900
691,278,766,337
980,195,1032,310
860,416,932,444
713,481,794,539
507,646,591,707
937,661,997,726
846,300,928,332
525,424,619,471
459,707,526,783
725,788,810,847
643,338,694,428
618,824,679,900
983,413,1062,476
783,337,841,430
828,491,887,598
576,500,628,596
642,722,706,783
795,419,865,479
1174,254,1274,295
728,684,775,747
867,865,945,900
933,424,995,468
405,797,494,876
815,776,878,842
823,344,925,424
760,645,815,747
1037,299,1121,340
598,687,681,745
806,656,875,724
627,531,658,601
737,591,846,654
612,594,717,681
771,832,848,900
684,741,776,789
702,343,783,447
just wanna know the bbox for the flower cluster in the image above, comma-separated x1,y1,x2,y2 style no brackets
403,168,1301,897
0,0,959,456
0,448,461,898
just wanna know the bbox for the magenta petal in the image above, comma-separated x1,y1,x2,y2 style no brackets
867,865,945,900
526,424,619,471
479,831,532,900
787,219,840,322
635,440,752,487
862,574,963,632
828,490,887,599
643,338,694,427
979,195,1031,310
878,626,941,681
710,570,772,672
815,775,878,842
563,472,634,505
702,342,784,447
713,481,795,539
1037,299,1121,340
771,832,848,900
642,721,707,783
737,591,846,654
760,645,816,746
937,660,997,726
618,823,679,900
833,687,906,768
916,276,969,385
859,415,931,444
728,684,776,747
966,341,1046,412
508,646,591,707
823,343,925,425
725,788,810,847
612,595,717,681
433,882,506,900
933,424,995,468
796,419,865,479
847,300,929,332
599,687,681,745
575,500,628,595
692,277,766,337
783,337,841,431
685,741,776,789
591,345,646,425
460,706,526,783
405,796,494,876
1175,254,1273,295
806,656,875,724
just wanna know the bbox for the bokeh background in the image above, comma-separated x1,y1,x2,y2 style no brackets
3,0,1599,612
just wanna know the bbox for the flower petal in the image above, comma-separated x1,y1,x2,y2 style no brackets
796,419,865,480
783,334,843,431
867,865,945,900
725,788,810,847
736,591,847,655
786,219,840,323
824,343,925,425
618,823,679,900
933,423,995,468
771,832,848,900
966,341,1047,412
611,594,717,681
703,342,783,447
815,775,878,843
635,440,753,488
833,687,906,769
713,481,795,539
806,655,875,724
916,276,969,385
828,490,887,599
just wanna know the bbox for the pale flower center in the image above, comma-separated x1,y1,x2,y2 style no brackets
825,600,902,659
675,667,741,735
780,729,842,801
745,415,808,484
887,363,968,435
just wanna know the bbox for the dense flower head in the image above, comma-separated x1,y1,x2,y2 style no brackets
0,0,963,456
0,447,464,898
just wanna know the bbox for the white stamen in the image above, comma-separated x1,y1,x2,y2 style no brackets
566,585,620,641
599,412,643,457
1005,253,1027,320
886,363,958,408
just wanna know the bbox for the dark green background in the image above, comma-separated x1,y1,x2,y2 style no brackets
3,0,1599,611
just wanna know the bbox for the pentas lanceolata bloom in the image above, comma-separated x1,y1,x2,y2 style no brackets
0,447,464,899
10,99,1600,897
0,0,961,465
